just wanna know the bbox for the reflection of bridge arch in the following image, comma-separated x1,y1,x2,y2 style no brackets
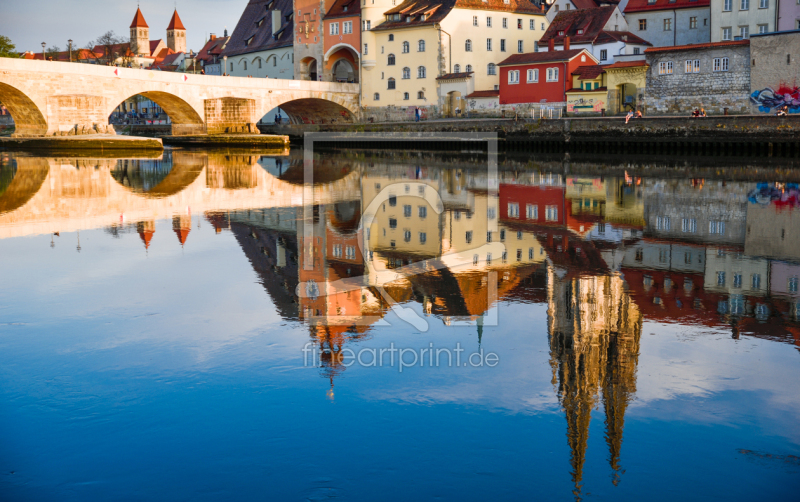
0,158,49,214
0,82,48,137
111,154,205,198
327,200,361,235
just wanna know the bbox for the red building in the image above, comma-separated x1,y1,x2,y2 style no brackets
497,46,598,105
499,184,566,226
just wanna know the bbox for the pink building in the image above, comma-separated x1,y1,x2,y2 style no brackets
778,0,800,31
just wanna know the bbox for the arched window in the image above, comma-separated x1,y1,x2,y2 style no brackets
389,34,394,41
402,41,410,53
388,53,396,65
418,40,425,52
487,63,496,75
374,93,380,100
403,92,410,100
465,64,473,72
465,39,472,52
418,91,425,99
402,67,411,79
257,58,262,68
417,66,426,78
388,78,396,89
454,64,461,73
273,56,277,67
243,60,248,70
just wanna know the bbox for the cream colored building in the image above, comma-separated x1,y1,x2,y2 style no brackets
361,0,548,111
710,0,776,41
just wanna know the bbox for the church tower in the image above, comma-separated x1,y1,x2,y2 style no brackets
130,7,151,58
166,9,186,54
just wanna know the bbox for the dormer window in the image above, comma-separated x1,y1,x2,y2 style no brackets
257,17,265,27
344,4,348,10
266,1,274,9
245,36,254,46
420,14,426,21
577,29,583,34
558,30,565,35
406,16,412,22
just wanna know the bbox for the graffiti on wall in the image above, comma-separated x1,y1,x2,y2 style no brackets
750,85,800,113
567,96,604,113
748,183,800,208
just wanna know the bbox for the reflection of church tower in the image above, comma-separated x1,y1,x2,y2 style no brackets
546,265,642,498
130,7,151,58
166,9,186,54
172,215,191,246
137,220,155,249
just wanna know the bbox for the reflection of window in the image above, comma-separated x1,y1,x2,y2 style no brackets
717,271,726,286
403,204,411,217
419,232,427,244
517,231,522,240
752,274,761,289
529,248,534,259
465,231,473,243
488,207,496,219
526,204,538,219
346,246,356,259
487,232,493,242
500,229,506,241
790,277,799,293
682,218,697,233
732,273,743,288
404,230,411,242
709,221,725,234
389,218,397,229
659,248,668,263
516,249,522,261
333,244,342,257
545,205,558,221
418,206,427,218
389,196,397,206
635,248,643,261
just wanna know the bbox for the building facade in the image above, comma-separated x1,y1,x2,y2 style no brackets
322,0,361,83
499,48,598,104
777,0,800,30
295,0,327,80
709,0,776,42
623,0,711,47
222,0,295,79
644,40,751,114
749,30,800,114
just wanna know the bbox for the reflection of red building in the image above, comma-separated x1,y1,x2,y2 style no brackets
499,184,566,226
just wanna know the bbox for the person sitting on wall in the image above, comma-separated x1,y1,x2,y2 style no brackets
777,105,789,116
635,110,643,119
625,109,634,124
699,108,707,117
691,108,700,117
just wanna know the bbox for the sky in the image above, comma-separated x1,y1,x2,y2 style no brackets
0,0,245,54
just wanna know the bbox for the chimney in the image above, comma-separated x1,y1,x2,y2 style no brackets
548,38,555,51
564,36,570,51
272,10,282,35
210,33,216,40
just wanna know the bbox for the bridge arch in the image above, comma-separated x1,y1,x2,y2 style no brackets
109,90,205,136
0,82,47,137
270,97,356,125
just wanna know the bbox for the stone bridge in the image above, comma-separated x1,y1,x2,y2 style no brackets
0,151,361,239
0,58,360,137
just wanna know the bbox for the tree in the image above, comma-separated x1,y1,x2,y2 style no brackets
85,31,126,65
0,35,17,58
45,45,61,61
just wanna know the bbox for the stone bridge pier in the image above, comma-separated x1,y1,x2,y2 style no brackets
0,59,360,137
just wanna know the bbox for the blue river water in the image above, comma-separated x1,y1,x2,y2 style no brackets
0,149,798,501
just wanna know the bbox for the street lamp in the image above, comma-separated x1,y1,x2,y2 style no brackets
68,39,73,62
41,42,46,60
223,55,228,75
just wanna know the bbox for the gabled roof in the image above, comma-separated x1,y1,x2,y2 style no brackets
150,40,164,53
625,0,709,13
222,0,294,57
467,89,500,98
167,9,186,30
436,71,474,80
572,64,605,79
196,35,230,63
131,7,149,28
324,0,362,19
595,31,651,45
498,48,590,66
373,0,543,31
453,0,545,14
540,6,615,44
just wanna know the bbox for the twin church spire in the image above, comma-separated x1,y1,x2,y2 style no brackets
130,7,186,58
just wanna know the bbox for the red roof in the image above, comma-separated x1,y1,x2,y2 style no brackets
325,0,362,19
130,7,149,28
196,35,230,63
167,9,186,30
498,49,592,66
645,39,750,53
466,90,500,98
150,40,163,53
603,60,649,69
625,0,710,13
572,64,605,79
139,230,154,249
541,7,615,44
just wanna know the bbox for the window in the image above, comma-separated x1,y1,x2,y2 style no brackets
752,274,762,289
465,231,473,243
465,39,472,52
740,26,749,38
542,22,545,30
487,231,492,242
546,67,559,81
488,207,496,219
518,40,523,52
419,206,427,218
402,41,409,53
418,40,425,52
488,63,497,75
758,24,768,34
487,16,492,27
388,78,396,89
473,15,478,26
343,21,353,34
690,17,697,29
600,49,607,61
366,20,371,29
230,62,234,71
487,38,493,51
388,53,396,65
527,68,538,82
454,64,461,73
658,61,674,74
404,230,411,242
545,205,558,221
417,66,426,78
639,19,647,30
389,34,394,41
741,0,749,9
722,27,732,40
500,229,506,241
419,232,427,244
466,64,473,72
389,218,397,229
530,19,535,29
717,271,726,286
403,92,409,100
664,18,672,31
685,59,700,73
724,0,732,9
330,22,340,35
518,19,522,29
713,57,729,71
402,67,410,78
709,221,726,234
508,69,519,83
500,39,506,52
364,43,368,54
790,277,799,293
243,60,248,70
634,47,641,55
759,0,767,7
733,273,742,288
682,218,697,233
346,246,355,259
417,91,425,99
389,196,396,206
258,58,262,68
526,204,538,219
517,231,522,240
502,17,508,28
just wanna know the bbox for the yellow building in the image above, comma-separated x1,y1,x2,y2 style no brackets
361,0,548,114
